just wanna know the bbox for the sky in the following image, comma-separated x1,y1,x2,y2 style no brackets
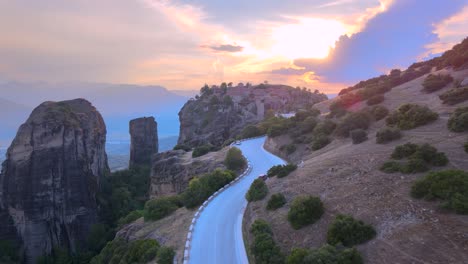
0,0,467,93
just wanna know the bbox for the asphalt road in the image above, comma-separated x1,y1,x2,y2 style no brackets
189,136,285,264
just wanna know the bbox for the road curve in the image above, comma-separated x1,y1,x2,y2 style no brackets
189,136,285,264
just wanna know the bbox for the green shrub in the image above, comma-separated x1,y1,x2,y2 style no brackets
267,193,287,210
173,144,191,151
305,245,363,264
284,144,297,154
268,124,289,137
367,94,385,105
380,161,402,173
192,144,214,158
182,169,236,208
286,248,309,264
117,210,143,227
367,105,389,121
267,164,297,178
0,240,19,263
298,117,318,134
391,143,419,159
224,147,246,171
288,196,324,229
422,73,453,92
335,112,372,137
250,219,272,237
447,107,468,132
400,158,430,174
465,141,468,153
411,170,468,214
350,129,368,144
327,214,376,247
386,104,438,130
143,197,179,221
90,239,160,264
241,125,264,138
246,179,269,202
376,127,401,144
157,247,175,264
250,220,284,264
411,144,449,166
313,120,337,135
311,135,331,150
439,86,468,105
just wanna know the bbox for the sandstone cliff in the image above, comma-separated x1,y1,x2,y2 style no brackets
149,148,227,198
178,84,327,147
0,99,109,262
129,117,158,167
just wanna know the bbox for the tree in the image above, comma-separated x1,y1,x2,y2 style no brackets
288,196,324,229
224,147,246,171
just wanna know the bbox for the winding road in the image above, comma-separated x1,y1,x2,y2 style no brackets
189,136,285,264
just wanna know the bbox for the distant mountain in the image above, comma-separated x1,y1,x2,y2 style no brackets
170,89,199,98
0,82,189,144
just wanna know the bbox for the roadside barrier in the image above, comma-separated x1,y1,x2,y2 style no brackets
182,136,263,264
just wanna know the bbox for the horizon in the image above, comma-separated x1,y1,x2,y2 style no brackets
1,1,467,93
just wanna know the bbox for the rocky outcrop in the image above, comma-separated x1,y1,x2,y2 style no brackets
178,84,327,147
0,99,109,262
129,117,158,167
149,148,227,198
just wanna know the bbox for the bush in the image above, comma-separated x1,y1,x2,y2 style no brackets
288,196,324,229
246,179,269,202
182,169,235,208
289,245,363,264
366,105,389,121
386,104,438,130
311,135,331,150
224,147,246,171
447,107,468,132
90,239,160,264
422,74,453,92
0,240,19,263
250,220,284,264
284,144,297,154
367,94,385,105
241,125,264,139
267,193,287,210
267,164,297,178
376,127,401,144
411,170,468,214
400,158,430,173
192,144,214,158
143,197,179,221
157,247,175,264
173,144,191,151
350,129,368,144
380,161,402,173
327,214,376,247
286,248,309,264
313,120,337,135
117,210,143,227
391,143,419,159
439,86,468,105
465,141,468,153
335,112,372,137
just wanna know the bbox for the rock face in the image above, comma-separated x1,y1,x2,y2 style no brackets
0,99,109,262
129,117,158,167
149,148,227,198
178,84,327,147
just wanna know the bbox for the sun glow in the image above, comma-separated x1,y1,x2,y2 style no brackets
271,18,347,60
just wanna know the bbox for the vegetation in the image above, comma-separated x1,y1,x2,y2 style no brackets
311,135,331,150
327,214,376,247
288,196,324,230
465,141,468,153
143,197,181,221
240,125,264,139
281,144,297,154
173,144,191,151
335,112,372,137
90,238,160,264
422,74,453,92
192,144,215,158
249,220,284,264
286,245,363,264
0,240,20,263
376,127,401,144
157,247,176,264
447,107,468,132
350,129,368,144
365,105,389,121
386,104,438,130
380,143,448,174
224,147,246,171
367,94,385,105
267,193,287,210
182,169,236,208
439,86,468,105
267,164,297,178
246,179,269,202
411,170,468,214
117,210,143,228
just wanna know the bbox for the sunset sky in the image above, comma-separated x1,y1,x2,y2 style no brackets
1,0,467,93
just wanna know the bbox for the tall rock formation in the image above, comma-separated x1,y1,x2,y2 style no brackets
178,84,327,147
0,99,109,262
129,117,158,167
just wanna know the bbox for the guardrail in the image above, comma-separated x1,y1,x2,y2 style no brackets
182,136,263,264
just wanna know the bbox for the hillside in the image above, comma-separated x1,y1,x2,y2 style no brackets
244,44,468,263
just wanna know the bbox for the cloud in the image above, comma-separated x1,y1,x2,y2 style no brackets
207,44,244,53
